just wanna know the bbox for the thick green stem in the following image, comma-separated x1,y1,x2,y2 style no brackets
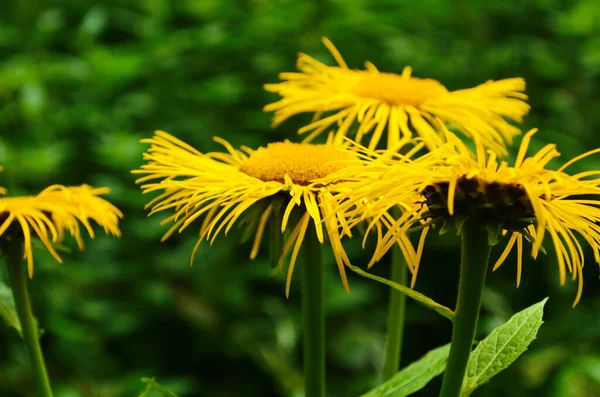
3,240,54,397
439,220,490,397
381,241,408,382
300,227,325,397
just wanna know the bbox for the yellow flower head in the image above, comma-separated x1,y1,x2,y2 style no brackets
313,139,440,272
328,129,600,305
264,37,530,155
0,184,123,277
133,131,400,296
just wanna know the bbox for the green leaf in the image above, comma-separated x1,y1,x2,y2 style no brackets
460,297,548,396
361,344,450,397
0,281,21,335
32,240,72,254
137,382,153,397
438,221,456,236
138,378,180,397
454,216,468,235
346,264,454,321
485,222,502,246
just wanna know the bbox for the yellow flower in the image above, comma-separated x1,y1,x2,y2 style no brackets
327,129,600,305
133,131,411,296
264,37,530,155
0,184,123,277
315,139,440,272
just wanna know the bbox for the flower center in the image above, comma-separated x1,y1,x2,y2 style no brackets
240,142,358,186
349,73,449,106
422,176,535,230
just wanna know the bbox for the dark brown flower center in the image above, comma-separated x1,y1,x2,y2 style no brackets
421,176,535,230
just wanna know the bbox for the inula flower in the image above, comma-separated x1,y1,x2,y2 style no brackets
133,131,402,295
327,129,600,305
314,139,440,270
0,182,123,277
264,37,530,155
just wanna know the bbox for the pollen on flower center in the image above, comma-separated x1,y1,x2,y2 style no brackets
422,176,536,230
240,142,358,186
349,73,449,106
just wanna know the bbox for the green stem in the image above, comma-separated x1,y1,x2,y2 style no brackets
300,227,325,397
381,241,408,382
439,220,490,397
3,240,54,397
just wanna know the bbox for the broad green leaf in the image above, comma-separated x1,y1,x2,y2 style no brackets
138,378,180,397
460,297,548,396
361,344,450,397
0,282,21,334
346,264,454,321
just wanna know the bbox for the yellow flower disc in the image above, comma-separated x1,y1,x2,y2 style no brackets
240,141,358,185
350,73,449,106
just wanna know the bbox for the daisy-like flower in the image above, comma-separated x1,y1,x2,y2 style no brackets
326,129,600,305
133,131,420,296
0,183,123,277
264,37,530,155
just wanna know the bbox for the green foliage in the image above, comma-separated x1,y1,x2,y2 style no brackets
0,281,20,334
138,378,180,397
460,298,548,396
347,263,454,321
362,344,450,397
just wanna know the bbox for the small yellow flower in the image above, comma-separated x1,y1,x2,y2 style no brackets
327,129,600,305
0,183,123,277
133,131,417,296
264,37,530,155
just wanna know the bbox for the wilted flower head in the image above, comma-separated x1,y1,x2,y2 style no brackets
326,130,600,305
264,37,530,155
0,181,123,277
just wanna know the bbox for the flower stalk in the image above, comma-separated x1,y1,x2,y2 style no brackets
2,238,54,397
439,219,490,397
381,219,408,381
300,224,326,397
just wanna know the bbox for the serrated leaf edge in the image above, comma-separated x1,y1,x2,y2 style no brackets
461,298,548,394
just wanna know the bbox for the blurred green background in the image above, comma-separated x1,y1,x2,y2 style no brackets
1,0,600,396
